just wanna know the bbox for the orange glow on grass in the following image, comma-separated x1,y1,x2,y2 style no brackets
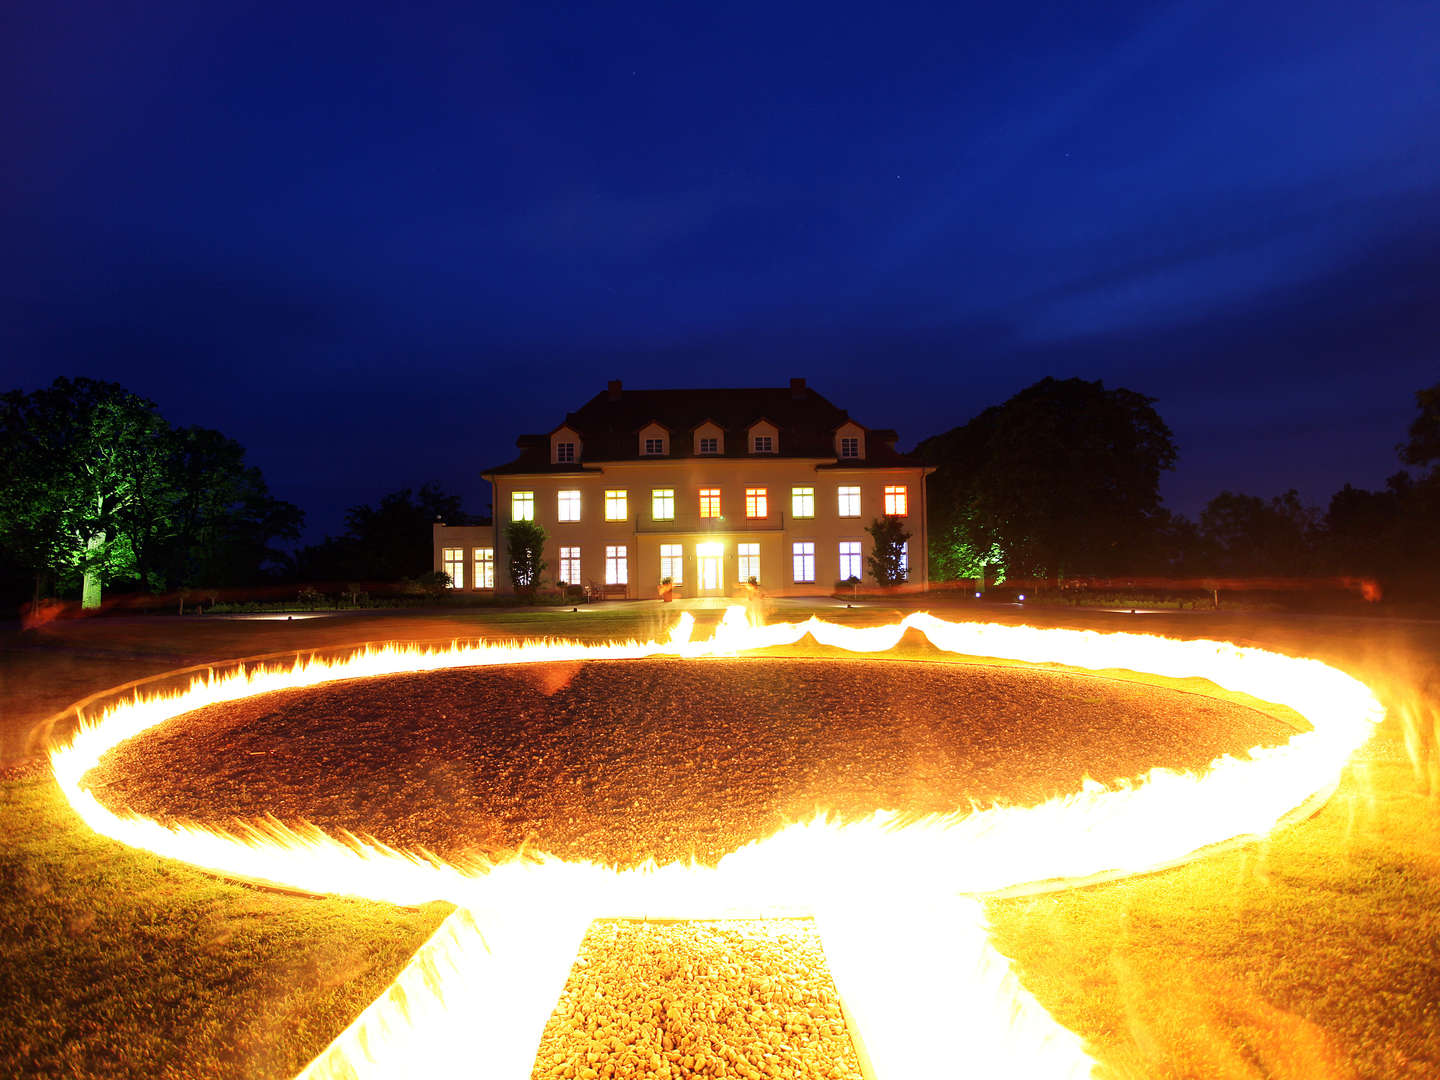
49,609,1383,1079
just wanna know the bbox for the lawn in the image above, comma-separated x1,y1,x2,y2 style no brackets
2,599,1437,1078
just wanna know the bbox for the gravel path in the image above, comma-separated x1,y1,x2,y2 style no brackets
91,657,1292,867
532,919,861,1080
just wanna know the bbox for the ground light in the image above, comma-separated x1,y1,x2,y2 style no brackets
48,608,1384,1079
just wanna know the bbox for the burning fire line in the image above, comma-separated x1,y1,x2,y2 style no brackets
48,609,1383,1079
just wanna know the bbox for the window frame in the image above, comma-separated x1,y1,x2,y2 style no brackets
698,436,719,455
605,544,629,585
604,489,628,522
510,491,535,522
555,441,576,464
442,547,464,589
751,433,774,454
559,545,581,586
659,543,684,583
792,541,816,584
473,547,495,590
883,485,908,516
837,485,861,518
838,540,863,582
652,487,676,521
744,487,768,519
643,436,666,456
557,489,582,522
699,487,721,519
737,542,760,584
839,436,860,459
791,486,815,519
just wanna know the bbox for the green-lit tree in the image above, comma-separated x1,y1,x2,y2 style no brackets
504,519,547,598
1,378,164,608
865,516,912,585
1,378,303,609
916,377,1177,585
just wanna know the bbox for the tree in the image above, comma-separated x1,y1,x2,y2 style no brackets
1322,383,1440,592
1198,490,1318,577
916,377,1177,584
505,519,547,597
1,378,303,609
160,426,303,588
297,485,467,582
866,516,911,585
1399,382,1440,471
1,378,165,608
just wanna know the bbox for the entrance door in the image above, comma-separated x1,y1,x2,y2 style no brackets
696,542,725,596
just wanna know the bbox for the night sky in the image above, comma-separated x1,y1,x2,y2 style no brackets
4,1,1437,542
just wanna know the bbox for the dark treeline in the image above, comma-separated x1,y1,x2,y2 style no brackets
293,484,487,585
916,377,1440,601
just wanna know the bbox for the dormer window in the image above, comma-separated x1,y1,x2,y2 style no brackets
639,422,670,456
550,426,582,464
693,421,724,456
839,436,859,458
747,419,778,454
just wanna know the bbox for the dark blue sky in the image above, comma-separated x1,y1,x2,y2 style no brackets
4,1,1437,541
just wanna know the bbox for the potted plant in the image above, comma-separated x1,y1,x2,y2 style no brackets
658,577,674,602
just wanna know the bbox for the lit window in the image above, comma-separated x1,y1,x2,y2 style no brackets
652,488,675,520
884,485,908,516
473,547,494,589
699,436,718,454
745,487,768,518
839,541,863,582
660,543,684,583
791,486,815,518
605,545,628,585
644,436,666,455
700,488,721,518
557,489,581,522
840,436,859,458
556,441,576,463
752,434,774,454
442,547,464,589
511,491,535,521
838,485,861,517
559,546,581,585
605,489,628,521
738,542,760,584
792,541,815,583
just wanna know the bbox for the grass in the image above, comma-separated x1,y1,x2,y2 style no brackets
2,599,1437,1077
986,732,1440,1078
0,758,450,1079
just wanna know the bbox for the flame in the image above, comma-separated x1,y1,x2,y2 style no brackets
48,609,1384,1079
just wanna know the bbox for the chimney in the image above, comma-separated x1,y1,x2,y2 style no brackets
608,379,623,401
789,376,806,399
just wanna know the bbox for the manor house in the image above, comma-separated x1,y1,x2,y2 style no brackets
432,378,930,598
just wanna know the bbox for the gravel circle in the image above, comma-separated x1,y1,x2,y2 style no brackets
90,657,1293,867
532,919,862,1080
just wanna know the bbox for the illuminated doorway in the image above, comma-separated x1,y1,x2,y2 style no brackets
697,542,725,595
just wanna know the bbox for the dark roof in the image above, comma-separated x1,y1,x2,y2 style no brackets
484,382,921,474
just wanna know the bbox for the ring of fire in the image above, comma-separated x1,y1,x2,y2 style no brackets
48,609,1385,1080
